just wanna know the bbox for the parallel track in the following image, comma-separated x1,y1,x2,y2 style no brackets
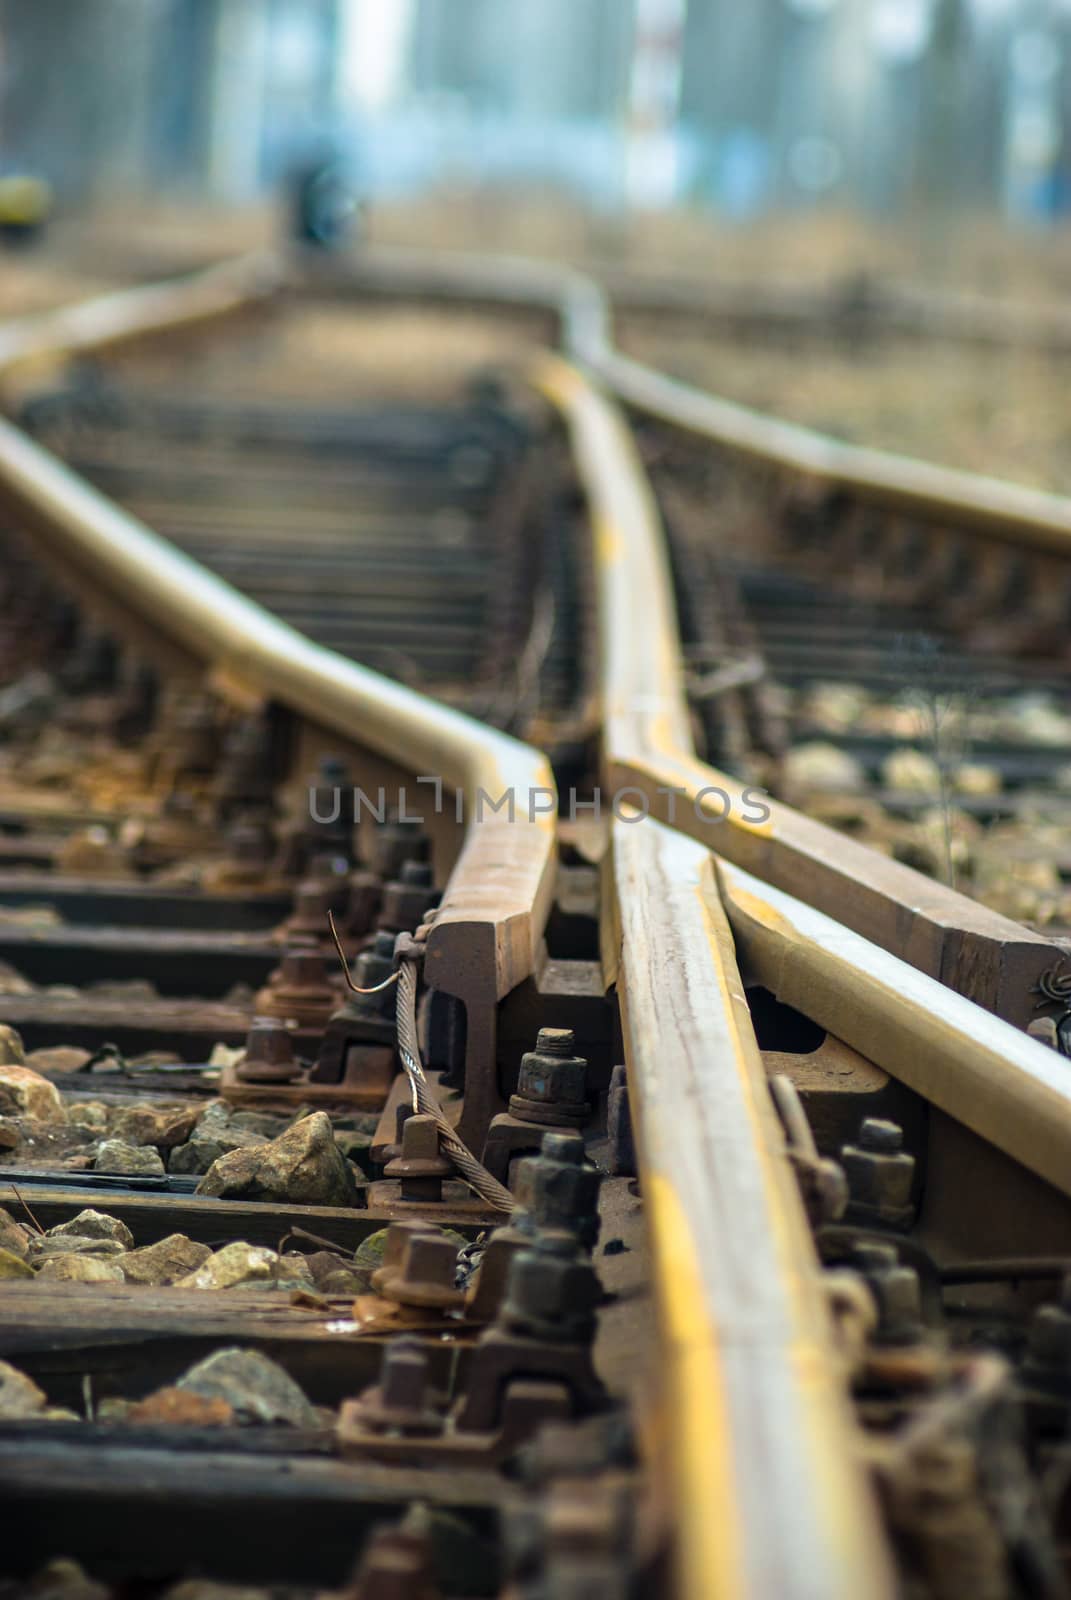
0,250,1068,1600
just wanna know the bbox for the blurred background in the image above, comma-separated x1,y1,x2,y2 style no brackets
5,0,1071,492
1,0,1070,274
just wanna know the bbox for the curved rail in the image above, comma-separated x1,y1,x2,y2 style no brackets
336,242,1071,558
0,259,557,1152
0,251,281,402
716,857,1071,1209
589,344,1071,556
517,352,892,1595
7,251,1071,1596
538,348,1071,1594
3,243,1061,1035
532,353,1059,1028
320,247,1071,999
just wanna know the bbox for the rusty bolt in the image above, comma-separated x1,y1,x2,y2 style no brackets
465,1210,540,1322
371,1220,437,1284
378,1340,434,1419
305,850,353,907
502,1228,601,1344
347,868,383,940
384,1113,453,1204
61,630,118,694
514,1130,602,1251
236,1015,301,1084
344,1506,440,1600
306,755,355,860
858,1119,903,1153
840,1117,915,1228
509,1027,591,1127
376,1226,463,1311
282,878,338,946
850,1240,922,1343
351,1337,443,1439
170,697,220,774
368,814,430,882
215,715,273,814
1024,1274,1071,1388
254,945,341,1031
225,817,275,872
113,662,157,744
375,1101,415,1168
379,860,439,935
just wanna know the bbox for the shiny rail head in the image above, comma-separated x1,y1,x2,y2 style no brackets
611,816,895,1600
717,856,1071,1202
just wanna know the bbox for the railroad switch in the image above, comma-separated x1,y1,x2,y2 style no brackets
841,1117,916,1231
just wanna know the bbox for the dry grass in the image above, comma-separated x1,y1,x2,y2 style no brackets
621,322,1071,494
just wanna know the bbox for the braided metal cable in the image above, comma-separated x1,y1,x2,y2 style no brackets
395,956,515,1213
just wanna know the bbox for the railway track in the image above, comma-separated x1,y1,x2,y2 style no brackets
0,248,1068,1600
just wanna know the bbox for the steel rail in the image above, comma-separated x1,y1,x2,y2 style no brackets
2,250,1063,1009
531,345,1071,1595
337,242,1071,557
610,815,895,1600
716,857,1071,1209
531,352,1059,1027
0,245,897,1600
8,244,1070,1595
0,259,557,1154
510,351,896,1595
586,264,1071,353
588,343,1071,556
0,251,281,402
310,244,612,387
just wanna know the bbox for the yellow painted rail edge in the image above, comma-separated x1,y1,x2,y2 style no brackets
612,818,895,1600
531,350,1059,1029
